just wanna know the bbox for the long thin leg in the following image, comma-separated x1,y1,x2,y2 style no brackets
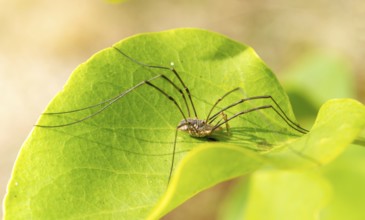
36,74,187,128
204,87,307,133
167,128,179,185
212,105,307,134
170,68,198,118
43,75,190,120
209,96,308,134
113,46,198,118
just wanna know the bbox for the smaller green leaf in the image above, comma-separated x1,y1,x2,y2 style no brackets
219,146,365,220
148,144,264,219
243,170,331,220
321,146,365,220
267,99,365,168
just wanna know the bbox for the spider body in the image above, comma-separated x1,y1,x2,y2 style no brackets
177,118,222,137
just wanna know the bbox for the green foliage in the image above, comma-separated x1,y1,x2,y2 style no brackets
4,28,365,219
283,51,356,125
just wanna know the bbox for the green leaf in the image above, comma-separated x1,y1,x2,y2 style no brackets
267,99,365,168
4,28,365,219
218,122,365,220
3,28,299,219
321,146,365,220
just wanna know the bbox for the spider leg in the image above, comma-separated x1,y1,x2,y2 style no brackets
36,74,188,128
42,74,190,118
221,111,230,134
167,128,179,186
209,95,308,134
213,112,230,133
206,87,242,122
212,105,307,134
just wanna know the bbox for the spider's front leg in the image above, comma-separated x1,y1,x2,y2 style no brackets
219,111,231,135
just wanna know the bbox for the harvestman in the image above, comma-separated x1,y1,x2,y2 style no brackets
36,46,309,183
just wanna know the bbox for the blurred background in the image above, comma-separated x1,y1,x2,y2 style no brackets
1,0,364,219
